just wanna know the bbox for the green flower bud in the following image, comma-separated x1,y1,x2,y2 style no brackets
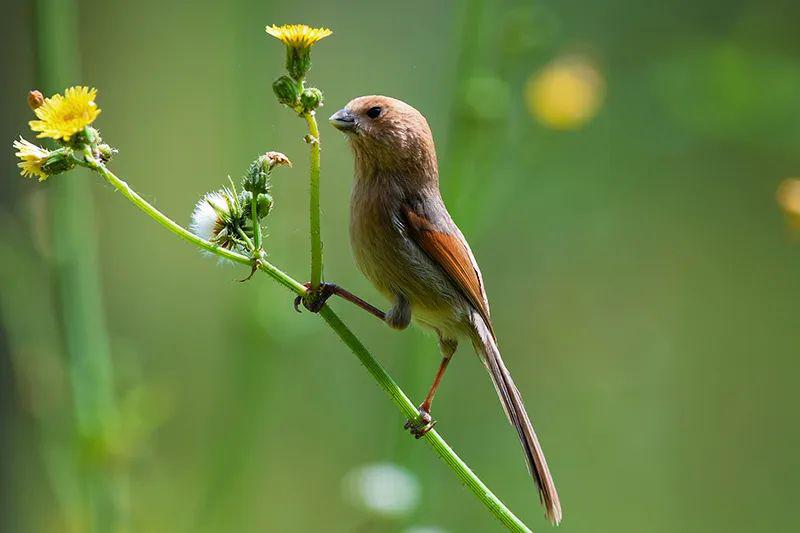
273,75,300,108
300,87,324,113
257,193,274,219
97,143,116,162
66,126,100,149
242,156,270,195
239,189,254,213
238,190,272,222
41,147,76,175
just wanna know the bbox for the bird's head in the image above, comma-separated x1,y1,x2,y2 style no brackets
329,95,437,177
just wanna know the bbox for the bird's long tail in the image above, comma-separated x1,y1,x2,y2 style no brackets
471,313,562,525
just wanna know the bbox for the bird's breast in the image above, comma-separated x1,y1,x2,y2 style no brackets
349,180,409,296
349,178,468,332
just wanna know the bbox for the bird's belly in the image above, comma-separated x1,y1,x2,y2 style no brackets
350,202,468,336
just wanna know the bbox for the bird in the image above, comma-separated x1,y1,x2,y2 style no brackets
313,95,561,524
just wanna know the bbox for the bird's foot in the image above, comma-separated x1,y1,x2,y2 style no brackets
403,406,436,439
293,282,335,313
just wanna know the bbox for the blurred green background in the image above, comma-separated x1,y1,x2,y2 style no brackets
2,0,800,531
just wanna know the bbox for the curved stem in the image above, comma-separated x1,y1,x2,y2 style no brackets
303,112,323,289
82,155,304,295
83,157,532,532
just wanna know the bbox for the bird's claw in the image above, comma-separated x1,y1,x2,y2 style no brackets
293,282,334,314
404,407,436,439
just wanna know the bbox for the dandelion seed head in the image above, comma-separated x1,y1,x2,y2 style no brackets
190,192,223,241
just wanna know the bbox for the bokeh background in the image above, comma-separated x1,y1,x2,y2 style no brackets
2,0,800,532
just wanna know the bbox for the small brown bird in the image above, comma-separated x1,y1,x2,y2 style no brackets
325,95,561,524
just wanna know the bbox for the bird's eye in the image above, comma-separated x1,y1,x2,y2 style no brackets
366,106,382,119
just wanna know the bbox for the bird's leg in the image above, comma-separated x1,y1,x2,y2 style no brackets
384,294,411,330
294,282,386,320
405,337,457,439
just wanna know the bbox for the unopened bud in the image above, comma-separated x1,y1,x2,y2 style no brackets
273,75,300,107
41,148,76,175
238,190,273,220
263,151,292,170
68,126,100,148
257,193,274,219
97,143,116,162
28,90,44,110
300,87,324,113
242,157,269,194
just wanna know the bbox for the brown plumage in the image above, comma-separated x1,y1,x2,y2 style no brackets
330,95,562,524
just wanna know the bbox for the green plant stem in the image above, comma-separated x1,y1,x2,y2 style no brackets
236,227,256,251
82,155,303,295
318,308,532,532
35,0,124,530
303,112,323,289
82,155,532,532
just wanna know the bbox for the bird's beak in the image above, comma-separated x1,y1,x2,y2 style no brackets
329,108,356,132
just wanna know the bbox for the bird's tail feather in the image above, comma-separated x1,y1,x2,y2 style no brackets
471,313,562,525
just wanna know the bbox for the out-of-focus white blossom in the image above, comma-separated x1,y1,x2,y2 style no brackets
342,462,420,518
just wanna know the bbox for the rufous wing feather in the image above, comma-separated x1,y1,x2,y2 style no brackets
402,205,495,339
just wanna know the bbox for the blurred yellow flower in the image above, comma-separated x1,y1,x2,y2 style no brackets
13,137,51,181
265,24,332,50
525,55,605,130
777,178,800,229
29,86,101,141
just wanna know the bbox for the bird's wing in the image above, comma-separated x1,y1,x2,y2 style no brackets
401,204,495,339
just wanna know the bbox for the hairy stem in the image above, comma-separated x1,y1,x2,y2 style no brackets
303,112,323,289
82,156,532,532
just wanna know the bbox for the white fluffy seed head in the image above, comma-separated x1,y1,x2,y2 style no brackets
190,191,228,242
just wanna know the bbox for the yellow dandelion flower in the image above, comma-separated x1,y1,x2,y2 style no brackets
29,86,101,141
265,24,332,49
266,24,332,80
13,137,52,181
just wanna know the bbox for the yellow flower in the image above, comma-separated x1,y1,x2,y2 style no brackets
265,24,332,49
13,137,52,181
29,86,101,141
777,178,800,229
525,55,605,130
266,24,332,80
